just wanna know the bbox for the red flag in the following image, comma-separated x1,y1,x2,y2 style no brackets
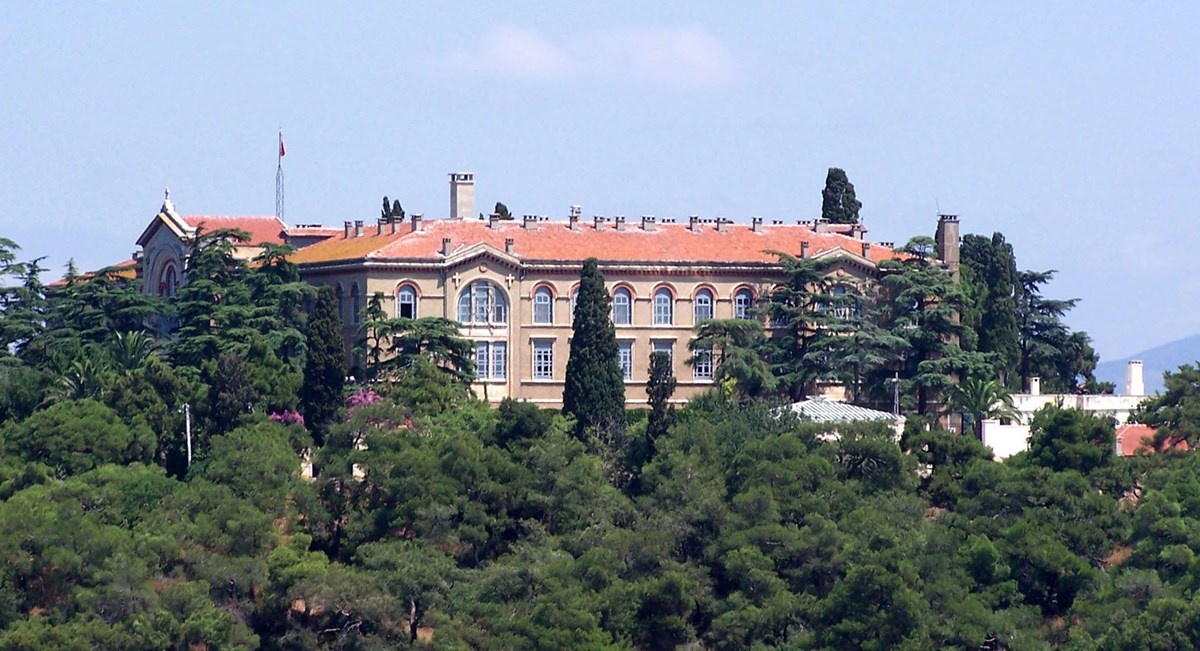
279,136,286,158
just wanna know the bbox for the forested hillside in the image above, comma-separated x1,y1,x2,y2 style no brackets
1,231,1198,649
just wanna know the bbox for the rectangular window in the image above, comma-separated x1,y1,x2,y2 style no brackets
693,347,714,380
492,342,507,379
618,341,633,380
474,341,507,380
652,340,674,376
533,341,554,379
475,341,489,379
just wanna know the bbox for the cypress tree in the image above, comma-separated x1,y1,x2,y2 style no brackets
821,167,862,224
301,286,346,443
563,258,626,439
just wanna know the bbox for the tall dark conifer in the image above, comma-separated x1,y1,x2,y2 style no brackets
301,286,346,443
821,168,862,224
562,258,626,439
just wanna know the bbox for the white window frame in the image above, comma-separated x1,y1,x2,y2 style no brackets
533,286,553,324
457,281,508,325
397,285,417,319
618,341,634,381
532,340,554,380
734,288,753,319
693,346,714,380
474,341,507,380
612,288,632,326
694,289,713,323
654,288,673,325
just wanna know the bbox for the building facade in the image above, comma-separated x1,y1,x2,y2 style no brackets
137,174,957,407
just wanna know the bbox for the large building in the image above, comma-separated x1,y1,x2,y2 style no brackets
138,174,957,407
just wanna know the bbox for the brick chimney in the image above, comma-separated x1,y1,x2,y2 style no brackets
505,237,515,254
488,214,501,230
523,215,539,230
449,172,474,220
935,214,961,282
800,241,810,258
689,215,700,232
594,216,605,231
410,214,423,233
353,220,363,237
614,215,626,231
751,216,763,233
861,242,871,258
343,221,352,238
715,218,726,233
441,237,452,256
641,215,656,232
376,218,384,236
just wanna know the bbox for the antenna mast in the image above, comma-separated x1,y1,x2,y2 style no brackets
276,130,286,221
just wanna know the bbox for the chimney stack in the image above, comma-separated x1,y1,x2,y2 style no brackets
449,172,475,220
343,221,352,238
800,241,810,258
594,216,605,231
1126,360,1145,396
935,214,961,282
569,205,581,230
523,215,539,230
354,220,364,237
641,215,656,232
813,219,830,234
410,214,423,233
488,214,501,230
1029,376,1041,396
861,242,871,258
614,215,626,231
376,218,384,236
716,218,727,233
689,215,700,232
751,216,762,233
441,237,452,256
505,238,515,254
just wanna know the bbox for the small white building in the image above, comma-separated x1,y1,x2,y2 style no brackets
787,396,906,440
981,361,1147,460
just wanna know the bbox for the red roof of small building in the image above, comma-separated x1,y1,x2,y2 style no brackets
1116,424,1191,456
287,218,897,267
180,215,287,246
46,258,138,288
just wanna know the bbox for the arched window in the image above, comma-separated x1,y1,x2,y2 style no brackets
397,284,417,319
654,287,673,325
457,281,508,325
612,287,632,326
533,286,553,324
734,288,753,319
350,283,361,324
830,284,859,319
158,263,179,298
694,288,714,323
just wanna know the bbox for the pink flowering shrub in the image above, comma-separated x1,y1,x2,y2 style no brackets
346,389,382,413
269,410,305,426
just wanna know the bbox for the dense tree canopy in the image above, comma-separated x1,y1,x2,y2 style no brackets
0,224,1164,650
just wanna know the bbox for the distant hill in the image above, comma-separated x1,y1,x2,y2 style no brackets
1095,334,1200,395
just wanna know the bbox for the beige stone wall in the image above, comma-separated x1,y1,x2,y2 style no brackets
301,254,876,407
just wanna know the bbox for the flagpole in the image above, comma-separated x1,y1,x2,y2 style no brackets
276,130,285,222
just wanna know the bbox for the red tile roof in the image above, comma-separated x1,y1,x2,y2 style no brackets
287,218,897,267
46,258,138,287
1116,424,1191,456
181,215,286,246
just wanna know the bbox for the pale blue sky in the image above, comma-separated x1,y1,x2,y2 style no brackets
2,2,1197,361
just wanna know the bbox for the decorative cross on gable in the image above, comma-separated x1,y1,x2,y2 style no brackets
452,272,461,288
505,273,515,288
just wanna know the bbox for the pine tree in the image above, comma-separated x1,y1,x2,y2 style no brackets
961,233,1021,387
821,168,862,224
562,258,626,439
646,351,676,444
301,286,346,443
